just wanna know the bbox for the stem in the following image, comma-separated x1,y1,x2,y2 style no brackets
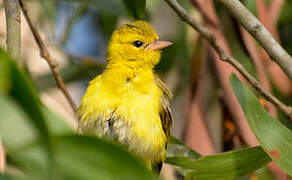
18,0,79,117
4,0,21,61
163,0,292,118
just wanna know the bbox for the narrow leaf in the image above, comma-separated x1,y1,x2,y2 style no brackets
121,0,146,20
0,48,53,175
0,48,51,151
230,74,292,176
167,146,270,180
167,136,201,176
53,135,156,180
167,136,201,159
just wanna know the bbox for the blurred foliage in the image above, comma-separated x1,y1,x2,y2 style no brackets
0,46,283,179
1,0,292,179
121,0,146,20
0,47,155,179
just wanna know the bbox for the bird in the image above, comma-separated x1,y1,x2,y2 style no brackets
78,20,173,173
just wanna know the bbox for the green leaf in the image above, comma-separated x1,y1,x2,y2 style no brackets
167,136,201,176
0,48,51,150
0,97,72,179
0,95,38,150
53,135,156,180
230,74,292,176
167,136,201,159
0,48,53,176
98,12,118,40
167,146,270,180
121,0,146,20
42,107,73,135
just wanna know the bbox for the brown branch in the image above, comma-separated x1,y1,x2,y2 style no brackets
217,0,292,80
190,0,218,28
164,0,292,118
191,0,251,146
0,138,5,173
192,0,258,146
18,0,78,116
269,0,285,28
256,0,292,97
185,78,217,155
184,37,216,154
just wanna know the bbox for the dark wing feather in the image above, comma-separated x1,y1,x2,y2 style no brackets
155,76,173,143
154,76,173,173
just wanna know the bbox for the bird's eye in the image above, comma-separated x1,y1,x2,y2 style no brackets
132,40,143,48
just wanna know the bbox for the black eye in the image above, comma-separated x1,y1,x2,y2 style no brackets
133,40,143,47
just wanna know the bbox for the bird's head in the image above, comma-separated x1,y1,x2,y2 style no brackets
107,20,172,68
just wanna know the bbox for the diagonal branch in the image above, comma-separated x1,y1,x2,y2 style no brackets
18,0,78,116
164,0,292,118
217,0,292,80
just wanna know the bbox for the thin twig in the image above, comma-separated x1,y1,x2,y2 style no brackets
68,55,104,68
18,0,78,116
192,0,258,146
164,0,292,118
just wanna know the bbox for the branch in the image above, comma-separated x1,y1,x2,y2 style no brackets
217,0,292,80
163,0,292,118
18,0,78,116
192,0,259,146
4,0,21,61
68,55,104,68
0,138,5,173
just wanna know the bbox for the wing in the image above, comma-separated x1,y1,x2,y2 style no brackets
153,76,173,173
155,76,173,142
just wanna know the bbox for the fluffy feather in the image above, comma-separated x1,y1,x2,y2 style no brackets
78,21,172,172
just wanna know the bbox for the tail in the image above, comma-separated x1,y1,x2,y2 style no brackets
152,161,163,175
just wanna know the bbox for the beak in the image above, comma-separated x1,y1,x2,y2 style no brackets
145,40,173,51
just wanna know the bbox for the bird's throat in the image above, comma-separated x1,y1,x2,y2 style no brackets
103,62,155,93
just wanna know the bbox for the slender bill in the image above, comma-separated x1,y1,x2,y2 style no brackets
145,40,173,51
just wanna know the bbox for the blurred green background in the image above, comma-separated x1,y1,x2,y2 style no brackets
0,0,292,179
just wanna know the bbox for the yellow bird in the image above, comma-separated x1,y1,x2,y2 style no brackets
78,20,173,172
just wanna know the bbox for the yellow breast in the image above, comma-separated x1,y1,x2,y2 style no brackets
78,68,167,168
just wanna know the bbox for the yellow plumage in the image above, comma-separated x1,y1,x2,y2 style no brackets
78,21,172,172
